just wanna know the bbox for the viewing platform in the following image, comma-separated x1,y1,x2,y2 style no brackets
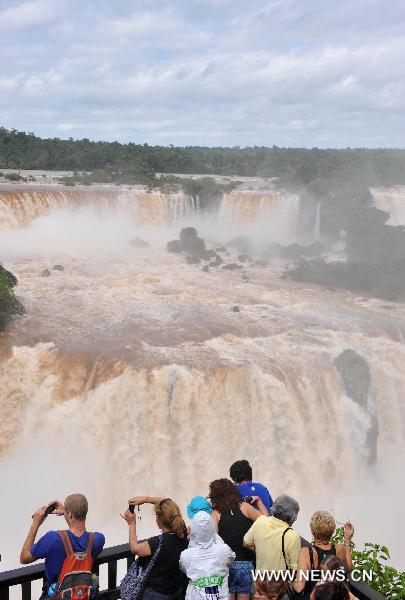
0,541,384,600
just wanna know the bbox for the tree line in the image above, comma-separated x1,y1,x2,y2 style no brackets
1,127,405,188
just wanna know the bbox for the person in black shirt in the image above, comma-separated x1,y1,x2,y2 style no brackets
122,496,188,600
209,479,266,600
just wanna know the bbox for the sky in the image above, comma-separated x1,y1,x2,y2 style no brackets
0,0,404,148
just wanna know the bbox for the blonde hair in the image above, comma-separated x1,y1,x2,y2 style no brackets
310,511,336,543
154,498,186,539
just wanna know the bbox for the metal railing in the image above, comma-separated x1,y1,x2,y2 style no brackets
0,544,133,600
0,541,385,600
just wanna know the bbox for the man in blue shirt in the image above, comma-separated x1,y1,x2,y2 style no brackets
230,460,273,514
20,494,105,596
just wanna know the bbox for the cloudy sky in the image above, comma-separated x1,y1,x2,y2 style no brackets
0,0,404,147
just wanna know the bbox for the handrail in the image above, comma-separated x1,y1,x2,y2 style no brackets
0,544,133,600
0,540,385,600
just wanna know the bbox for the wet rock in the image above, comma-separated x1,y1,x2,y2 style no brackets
223,263,242,270
179,227,206,257
186,255,201,264
167,240,183,253
242,274,250,281
52,264,64,271
227,236,252,254
130,237,150,248
255,260,268,267
202,265,209,272
266,241,325,260
238,254,251,263
215,246,227,252
335,349,371,409
41,269,51,277
335,349,377,464
232,305,240,312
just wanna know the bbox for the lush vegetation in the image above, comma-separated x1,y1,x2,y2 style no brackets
331,527,405,599
1,127,405,186
0,266,25,331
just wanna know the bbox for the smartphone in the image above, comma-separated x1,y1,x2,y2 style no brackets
45,502,57,515
244,496,253,504
128,504,135,514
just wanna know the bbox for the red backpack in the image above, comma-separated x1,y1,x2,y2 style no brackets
56,530,96,600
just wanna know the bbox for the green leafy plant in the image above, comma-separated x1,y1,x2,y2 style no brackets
331,527,405,599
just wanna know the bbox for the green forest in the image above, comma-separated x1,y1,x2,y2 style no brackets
1,127,405,188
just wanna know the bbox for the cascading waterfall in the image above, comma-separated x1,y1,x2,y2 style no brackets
371,186,405,226
219,190,300,241
0,184,404,570
0,188,298,237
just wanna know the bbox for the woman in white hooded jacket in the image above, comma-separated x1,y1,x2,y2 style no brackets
180,511,235,600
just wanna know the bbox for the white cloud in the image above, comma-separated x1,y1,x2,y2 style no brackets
0,0,404,146
0,0,57,29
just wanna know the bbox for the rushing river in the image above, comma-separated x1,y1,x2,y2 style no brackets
0,186,404,572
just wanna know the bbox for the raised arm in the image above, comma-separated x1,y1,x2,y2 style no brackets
337,522,354,571
128,495,164,506
121,509,152,557
20,506,47,564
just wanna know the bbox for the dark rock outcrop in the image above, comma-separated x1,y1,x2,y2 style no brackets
255,260,268,267
41,269,51,277
335,349,378,464
266,241,325,260
179,227,206,257
223,263,242,270
202,265,209,272
186,255,201,264
52,264,64,271
130,237,150,248
167,240,183,253
232,305,240,312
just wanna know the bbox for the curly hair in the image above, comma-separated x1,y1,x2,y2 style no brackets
154,498,186,539
208,478,242,513
255,579,288,600
310,511,336,543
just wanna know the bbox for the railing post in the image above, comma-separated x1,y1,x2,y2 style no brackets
21,581,31,600
126,555,134,571
107,561,117,590
0,585,10,600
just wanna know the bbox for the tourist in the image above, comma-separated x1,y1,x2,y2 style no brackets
209,478,265,600
310,556,357,600
180,511,235,600
293,511,354,596
20,494,105,599
254,579,289,600
187,496,214,520
243,494,301,572
230,460,272,514
313,581,351,600
122,496,187,600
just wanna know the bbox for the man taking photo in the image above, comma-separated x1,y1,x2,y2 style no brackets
20,494,105,599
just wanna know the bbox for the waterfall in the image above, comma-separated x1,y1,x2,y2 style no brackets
0,184,405,570
371,186,405,226
314,200,321,240
219,190,300,242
